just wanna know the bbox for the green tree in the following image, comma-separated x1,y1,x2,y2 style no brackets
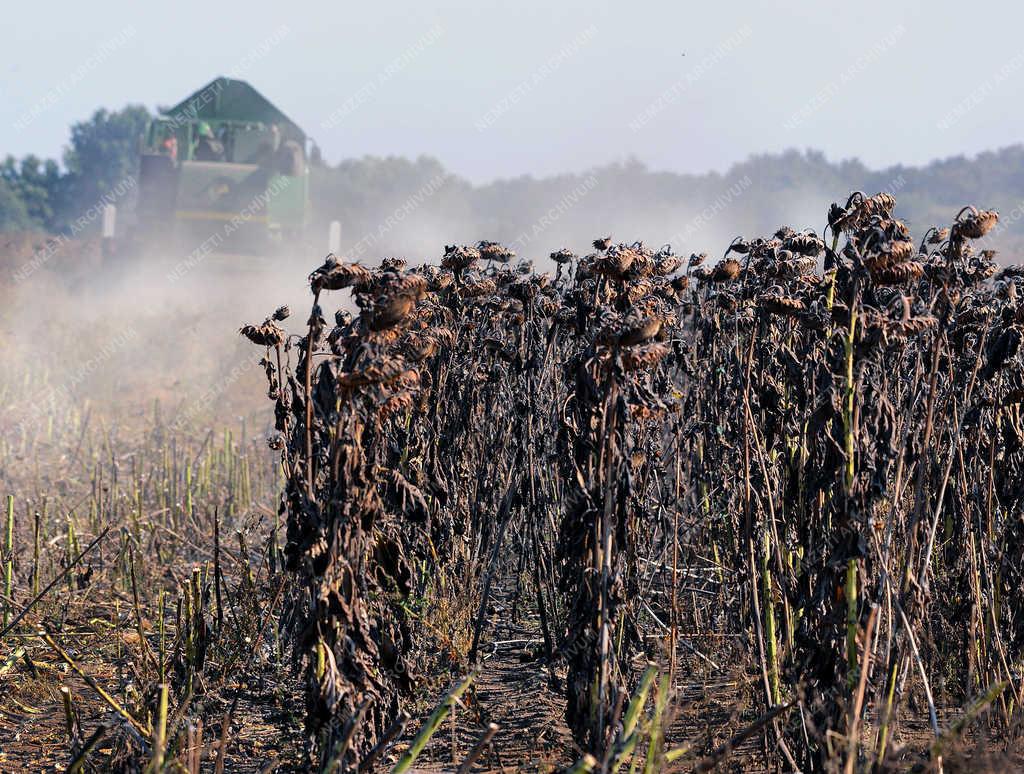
60,104,150,229
0,155,63,230
0,176,32,231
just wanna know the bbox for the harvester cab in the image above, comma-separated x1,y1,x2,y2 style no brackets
134,77,311,256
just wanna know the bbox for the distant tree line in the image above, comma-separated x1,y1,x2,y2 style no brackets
307,148,1024,261
3,103,1024,260
1,106,150,233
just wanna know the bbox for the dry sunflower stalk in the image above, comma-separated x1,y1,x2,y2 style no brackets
240,191,1024,773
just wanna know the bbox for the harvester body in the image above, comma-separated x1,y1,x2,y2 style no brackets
136,77,309,251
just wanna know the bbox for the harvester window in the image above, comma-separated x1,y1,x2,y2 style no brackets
193,121,226,162
234,124,278,165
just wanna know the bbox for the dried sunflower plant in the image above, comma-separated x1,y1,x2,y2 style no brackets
243,192,1024,772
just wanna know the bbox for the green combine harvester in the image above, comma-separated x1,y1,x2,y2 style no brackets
134,77,311,255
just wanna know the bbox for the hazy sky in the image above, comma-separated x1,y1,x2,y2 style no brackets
3,0,1022,183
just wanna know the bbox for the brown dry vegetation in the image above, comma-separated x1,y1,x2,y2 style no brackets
3,191,1024,773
